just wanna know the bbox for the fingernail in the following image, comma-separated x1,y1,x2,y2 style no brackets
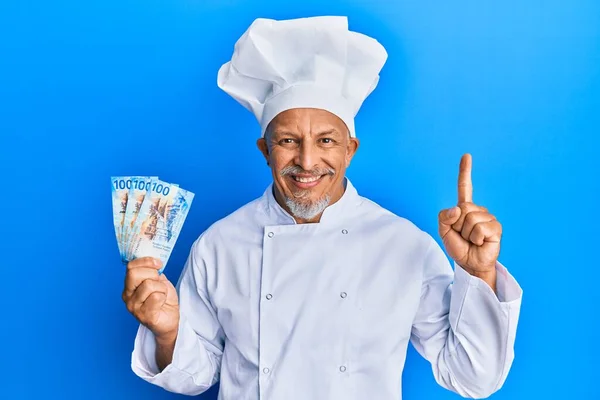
153,258,162,267
448,207,458,217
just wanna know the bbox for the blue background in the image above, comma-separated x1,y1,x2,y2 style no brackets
1,0,598,399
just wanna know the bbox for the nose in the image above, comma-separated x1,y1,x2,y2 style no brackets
295,141,317,172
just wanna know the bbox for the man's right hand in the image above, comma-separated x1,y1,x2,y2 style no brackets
122,257,180,345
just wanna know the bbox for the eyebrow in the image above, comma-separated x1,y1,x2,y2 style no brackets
315,129,338,137
272,130,298,137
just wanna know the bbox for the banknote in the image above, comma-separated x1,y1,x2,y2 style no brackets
111,176,131,259
121,176,158,261
124,177,167,262
127,179,194,272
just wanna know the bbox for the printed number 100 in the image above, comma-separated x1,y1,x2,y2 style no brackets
151,182,170,196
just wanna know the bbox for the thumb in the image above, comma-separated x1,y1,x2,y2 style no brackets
438,206,461,235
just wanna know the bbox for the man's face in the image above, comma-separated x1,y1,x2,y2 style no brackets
257,108,359,222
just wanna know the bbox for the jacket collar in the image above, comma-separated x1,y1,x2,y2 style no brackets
262,177,361,225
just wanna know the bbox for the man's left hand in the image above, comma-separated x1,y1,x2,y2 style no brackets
438,153,502,291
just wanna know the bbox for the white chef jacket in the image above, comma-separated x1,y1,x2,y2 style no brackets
131,178,523,399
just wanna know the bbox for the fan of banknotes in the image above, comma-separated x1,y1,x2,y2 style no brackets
111,176,194,273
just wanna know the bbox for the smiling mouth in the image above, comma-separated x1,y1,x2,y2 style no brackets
292,175,323,183
287,174,327,189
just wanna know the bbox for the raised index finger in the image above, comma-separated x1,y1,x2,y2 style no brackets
457,153,473,204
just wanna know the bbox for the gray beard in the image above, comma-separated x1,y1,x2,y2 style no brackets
285,194,331,220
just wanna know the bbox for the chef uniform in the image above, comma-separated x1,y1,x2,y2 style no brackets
130,16,523,400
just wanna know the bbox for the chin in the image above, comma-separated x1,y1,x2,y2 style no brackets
285,192,332,220
290,186,326,204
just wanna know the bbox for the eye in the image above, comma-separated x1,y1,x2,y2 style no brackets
320,138,335,144
279,138,296,145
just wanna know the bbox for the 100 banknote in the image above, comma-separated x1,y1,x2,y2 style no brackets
111,176,194,273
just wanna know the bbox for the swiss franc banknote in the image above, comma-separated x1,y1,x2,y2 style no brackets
122,176,158,261
111,176,194,272
111,176,131,259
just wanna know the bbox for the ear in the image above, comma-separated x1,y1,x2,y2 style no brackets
345,137,360,167
256,138,270,165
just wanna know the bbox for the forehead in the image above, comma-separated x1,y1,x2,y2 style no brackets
269,108,347,135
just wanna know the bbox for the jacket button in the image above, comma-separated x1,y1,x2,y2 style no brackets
268,232,274,238
341,229,348,234
340,292,347,298
263,367,270,374
266,294,273,300
339,366,346,372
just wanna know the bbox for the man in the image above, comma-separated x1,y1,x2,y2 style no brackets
122,16,523,399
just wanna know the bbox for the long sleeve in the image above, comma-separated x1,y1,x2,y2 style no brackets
410,236,523,399
130,237,226,395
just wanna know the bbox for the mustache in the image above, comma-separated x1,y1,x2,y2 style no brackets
280,165,335,177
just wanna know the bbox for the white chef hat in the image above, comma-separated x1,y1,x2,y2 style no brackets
216,16,388,138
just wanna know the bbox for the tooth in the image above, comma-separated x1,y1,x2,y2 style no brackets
293,176,320,183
